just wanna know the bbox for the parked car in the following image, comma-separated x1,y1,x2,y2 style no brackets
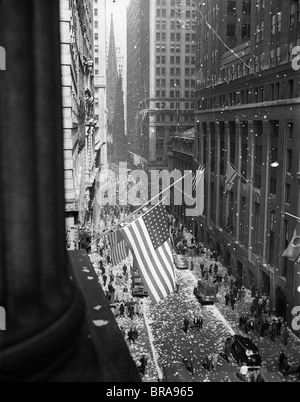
174,254,188,270
194,280,217,304
227,335,262,368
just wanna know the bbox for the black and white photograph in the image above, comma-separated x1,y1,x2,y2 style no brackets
0,0,300,385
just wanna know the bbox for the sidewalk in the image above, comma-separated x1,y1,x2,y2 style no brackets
186,243,300,382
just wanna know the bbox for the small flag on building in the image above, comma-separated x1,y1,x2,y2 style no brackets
120,203,176,304
282,222,300,263
107,230,128,266
224,162,239,197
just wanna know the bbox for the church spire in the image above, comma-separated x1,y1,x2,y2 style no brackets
107,13,119,126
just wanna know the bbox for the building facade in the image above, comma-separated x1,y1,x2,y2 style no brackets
194,0,300,330
168,127,196,232
127,0,197,170
93,0,108,232
60,0,96,247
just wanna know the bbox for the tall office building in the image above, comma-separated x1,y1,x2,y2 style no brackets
93,0,108,232
194,0,300,329
127,0,197,169
60,0,95,247
93,0,107,170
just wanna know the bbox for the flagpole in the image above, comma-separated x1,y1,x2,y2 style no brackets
229,161,258,194
92,173,188,243
284,212,300,222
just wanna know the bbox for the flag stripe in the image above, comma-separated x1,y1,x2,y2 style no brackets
133,219,170,296
122,216,176,304
122,224,163,303
108,231,128,266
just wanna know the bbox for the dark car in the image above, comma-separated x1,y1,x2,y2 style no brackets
227,335,262,368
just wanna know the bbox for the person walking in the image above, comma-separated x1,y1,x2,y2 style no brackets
224,339,231,363
277,318,283,336
283,327,290,347
225,293,230,306
183,316,190,334
212,351,219,370
230,296,236,311
119,302,125,317
270,322,277,343
279,351,286,370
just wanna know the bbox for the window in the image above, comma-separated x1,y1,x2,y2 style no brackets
271,15,276,35
242,23,251,39
254,174,262,189
287,150,293,173
269,210,275,261
255,145,263,165
290,2,297,25
227,1,236,14
270,178,277,195
227,24,236,38
283,220,289,277
242,0,251,14
286,183,291,204
277,12,282,32
287,123,294,139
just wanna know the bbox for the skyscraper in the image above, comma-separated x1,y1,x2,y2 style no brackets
60,0,95,247
127,0,197,169
194,0,300,328
93,0,108,171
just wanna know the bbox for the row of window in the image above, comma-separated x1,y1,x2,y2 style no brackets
155,44,196,54
156,67,196,76
156,55,196,64
157,0,194,7
156,90,195,98
156,114,195,123
156,32,196,42
199,79,296,110
156,8,196,19
156,78,196,88
155,101,195,109
201,42,300,91
156,20,196,30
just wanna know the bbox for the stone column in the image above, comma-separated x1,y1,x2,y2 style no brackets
247,120,255,262
235,122,242,241
0,0,85,379
215,122,221,228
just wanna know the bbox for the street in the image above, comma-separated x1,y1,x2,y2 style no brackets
90,227,300,382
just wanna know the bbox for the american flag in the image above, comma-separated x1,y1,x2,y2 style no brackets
283,222,300,262
120,204,176,304
224,161,239,197
107,230,128,266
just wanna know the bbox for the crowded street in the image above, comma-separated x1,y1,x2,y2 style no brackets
88,212,300,383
